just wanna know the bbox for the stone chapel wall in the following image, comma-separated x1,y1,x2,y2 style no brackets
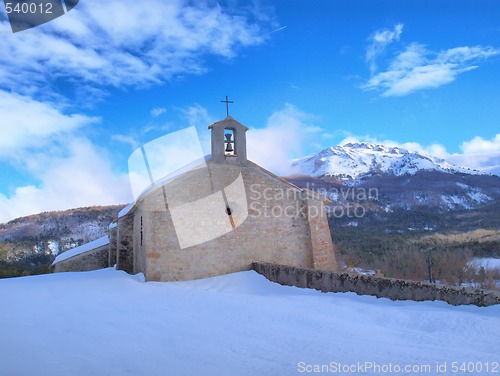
306,198,337,270
135,161,336,281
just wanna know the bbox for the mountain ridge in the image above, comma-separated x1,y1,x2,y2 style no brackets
292,142,485,179
287,142,500,215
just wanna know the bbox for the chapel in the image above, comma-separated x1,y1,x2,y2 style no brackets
53,116,338,281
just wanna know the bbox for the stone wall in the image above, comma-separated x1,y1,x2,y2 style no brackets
305,196,337,270
108,224,117,267
53,245,109,273
252,262,500,307
116,214,134,274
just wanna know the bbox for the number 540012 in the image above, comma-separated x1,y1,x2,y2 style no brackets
451,362,499,373
5,2,53,14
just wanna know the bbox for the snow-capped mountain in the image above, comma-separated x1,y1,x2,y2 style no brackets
287,142,500,216
292,142,482,179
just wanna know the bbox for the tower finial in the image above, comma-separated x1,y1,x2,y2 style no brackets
220,95,233,117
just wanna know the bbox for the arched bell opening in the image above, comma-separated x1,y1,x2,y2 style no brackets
224,129,236,156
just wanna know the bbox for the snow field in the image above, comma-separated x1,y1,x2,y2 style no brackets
0,268,499,376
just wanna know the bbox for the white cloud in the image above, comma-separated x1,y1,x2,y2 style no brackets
452,134,500,175
248,104,325,175
363,30,500,96
447,152,500,176
0,0,268,94
150,108,166,117
0,90,99,158
0,138,132,223
182,104,215,129
111,134,140,150
461,134,500,154
0,90,130,223
179,104,217,156
366,23,404,74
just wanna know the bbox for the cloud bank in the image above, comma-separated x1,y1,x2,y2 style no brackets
0,0,271,223
0,90,99,159
461,134,500,154
247,104,327,175
0,0,268,94
0,138,132,223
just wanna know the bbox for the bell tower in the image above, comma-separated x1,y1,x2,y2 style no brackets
208,116,249,164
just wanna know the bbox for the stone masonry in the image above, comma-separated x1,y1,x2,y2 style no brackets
252,262,500,307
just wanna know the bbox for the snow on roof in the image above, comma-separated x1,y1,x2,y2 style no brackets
52,235,109,265
117,156,210,219
109,222,118,229
118,201,136,218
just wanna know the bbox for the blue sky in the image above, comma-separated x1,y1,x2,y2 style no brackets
0,0,499,222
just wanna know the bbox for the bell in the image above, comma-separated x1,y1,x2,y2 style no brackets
225,133,234,153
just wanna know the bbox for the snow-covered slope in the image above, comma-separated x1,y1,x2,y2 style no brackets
1,269,499,376
292,142,483,179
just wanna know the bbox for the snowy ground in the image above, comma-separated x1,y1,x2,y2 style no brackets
1,269,499,376
471,257,500,270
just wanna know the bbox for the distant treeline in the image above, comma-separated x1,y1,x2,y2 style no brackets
331,222,500,289
0,254,54,279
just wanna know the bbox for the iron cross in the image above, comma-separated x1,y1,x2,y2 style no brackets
221,96,234,117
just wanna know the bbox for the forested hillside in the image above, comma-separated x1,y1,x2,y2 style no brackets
0,205,124,278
